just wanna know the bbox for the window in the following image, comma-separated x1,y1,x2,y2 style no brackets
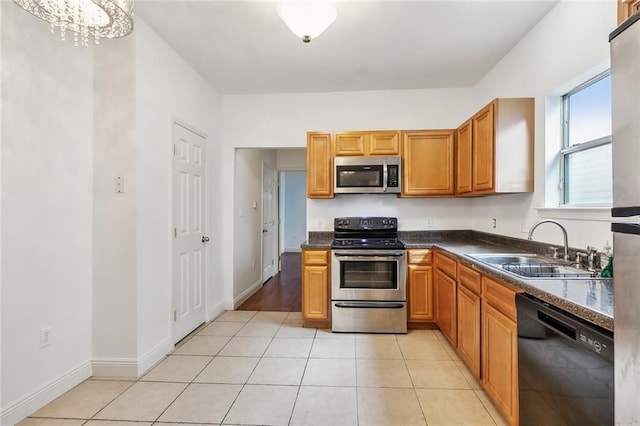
560,72,612,205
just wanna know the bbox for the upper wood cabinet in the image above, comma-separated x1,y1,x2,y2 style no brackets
402,130,455,197
334,131,401,156
306,132,333,198
456,120,473,194
618,0,640,24
456,98,534,196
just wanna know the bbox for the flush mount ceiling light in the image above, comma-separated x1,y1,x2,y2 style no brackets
13,0,134,46
277,1,337,43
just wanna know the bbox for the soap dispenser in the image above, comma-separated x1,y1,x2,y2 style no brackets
600,241,613,278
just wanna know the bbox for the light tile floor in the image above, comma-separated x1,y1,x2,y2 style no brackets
20,311,508,426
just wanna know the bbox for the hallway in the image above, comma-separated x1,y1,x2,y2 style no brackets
238,252,301,312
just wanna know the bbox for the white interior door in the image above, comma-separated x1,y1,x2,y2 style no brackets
262,164,278,283
172,122,207,343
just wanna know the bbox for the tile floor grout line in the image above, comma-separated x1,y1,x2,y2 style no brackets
219,319,276,426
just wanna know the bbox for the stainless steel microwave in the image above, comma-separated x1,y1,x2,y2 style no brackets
334,156,402,194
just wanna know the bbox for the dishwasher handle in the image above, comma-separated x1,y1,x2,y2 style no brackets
516,294,614,363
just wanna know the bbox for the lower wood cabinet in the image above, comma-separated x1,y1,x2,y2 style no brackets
457,284,481,379
301,249,330,327
434,251,457,345
481,277,520,426
407,249,434,323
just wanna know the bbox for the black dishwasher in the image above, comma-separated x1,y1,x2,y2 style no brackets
516,294,613,426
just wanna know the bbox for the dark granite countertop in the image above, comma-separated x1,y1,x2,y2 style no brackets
301,230,614,332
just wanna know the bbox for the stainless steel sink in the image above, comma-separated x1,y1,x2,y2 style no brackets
467,253,599,280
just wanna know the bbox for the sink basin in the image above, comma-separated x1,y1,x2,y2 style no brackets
467,253,599,280
467,253,540,265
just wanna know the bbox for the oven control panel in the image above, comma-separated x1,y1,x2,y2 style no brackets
334,217,397,230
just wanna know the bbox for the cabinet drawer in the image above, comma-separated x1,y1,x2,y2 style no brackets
435,251,457,279
408,249,433,265
482,276,520,321
459,263,481,295
303,250,329,265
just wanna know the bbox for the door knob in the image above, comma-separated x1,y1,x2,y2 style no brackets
263,229,268,233
202,236,210,243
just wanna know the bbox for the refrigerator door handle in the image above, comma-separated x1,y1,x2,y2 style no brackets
612,206,640,218
611,222,640,235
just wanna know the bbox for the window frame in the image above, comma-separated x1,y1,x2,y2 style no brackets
559,70,612,206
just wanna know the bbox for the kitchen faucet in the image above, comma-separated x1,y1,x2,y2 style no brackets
528,219,570,261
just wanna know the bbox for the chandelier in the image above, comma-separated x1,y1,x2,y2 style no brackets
277,1,336,43
13,0,134,46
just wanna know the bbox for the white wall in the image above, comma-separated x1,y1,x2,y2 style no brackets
221,89,476,306
276,148,306,170
221,3,618,294
92,33,138,375
281,171,307,253
1,4,94,423
470,0,616,251
134,19,223,366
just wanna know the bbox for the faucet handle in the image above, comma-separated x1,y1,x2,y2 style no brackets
548,247,559,259
574,252,588,268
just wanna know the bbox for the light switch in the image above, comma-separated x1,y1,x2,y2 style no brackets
115,176,125,193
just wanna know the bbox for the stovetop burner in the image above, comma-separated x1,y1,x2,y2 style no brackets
331,217,404,250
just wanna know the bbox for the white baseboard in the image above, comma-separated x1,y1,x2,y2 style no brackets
92,336,174,378
208,300,226,321
232,279,262,309
136,336,174,376
91,358,139,378
1,361,92,426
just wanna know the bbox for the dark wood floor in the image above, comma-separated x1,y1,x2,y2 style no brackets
237,252,302,312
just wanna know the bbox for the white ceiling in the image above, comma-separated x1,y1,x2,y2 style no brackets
136,1,559,94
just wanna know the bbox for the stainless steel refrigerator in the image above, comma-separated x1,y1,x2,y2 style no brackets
610,12,640,425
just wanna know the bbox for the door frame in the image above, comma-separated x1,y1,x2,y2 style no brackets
170,118,210,343
261,162,279,284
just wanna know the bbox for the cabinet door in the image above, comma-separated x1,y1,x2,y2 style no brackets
435,270,456,346
334,132,366,156
307,133,333,198
402,130,455,196
368,131,401,156
618,0,640,24
456,120,473,194
408,264,434,321
302,264,330,321
457,285,481,379
482,302,518,425
472,103,495,192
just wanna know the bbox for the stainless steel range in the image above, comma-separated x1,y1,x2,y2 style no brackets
331,217,407,333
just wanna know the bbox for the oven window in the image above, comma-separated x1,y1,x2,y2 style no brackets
336,165,383,188
340,260,398,290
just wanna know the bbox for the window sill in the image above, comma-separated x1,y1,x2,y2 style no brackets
535,207,612,222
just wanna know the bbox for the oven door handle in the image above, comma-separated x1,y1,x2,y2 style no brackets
333,254,404,261
334,302,405,309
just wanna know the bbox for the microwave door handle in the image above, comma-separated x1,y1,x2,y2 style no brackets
383,162,388,192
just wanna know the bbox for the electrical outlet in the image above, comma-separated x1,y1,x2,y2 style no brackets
251,259,256,269
520,221,529,233
40,327,52,348
492,218,497,229
425,217,434,228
